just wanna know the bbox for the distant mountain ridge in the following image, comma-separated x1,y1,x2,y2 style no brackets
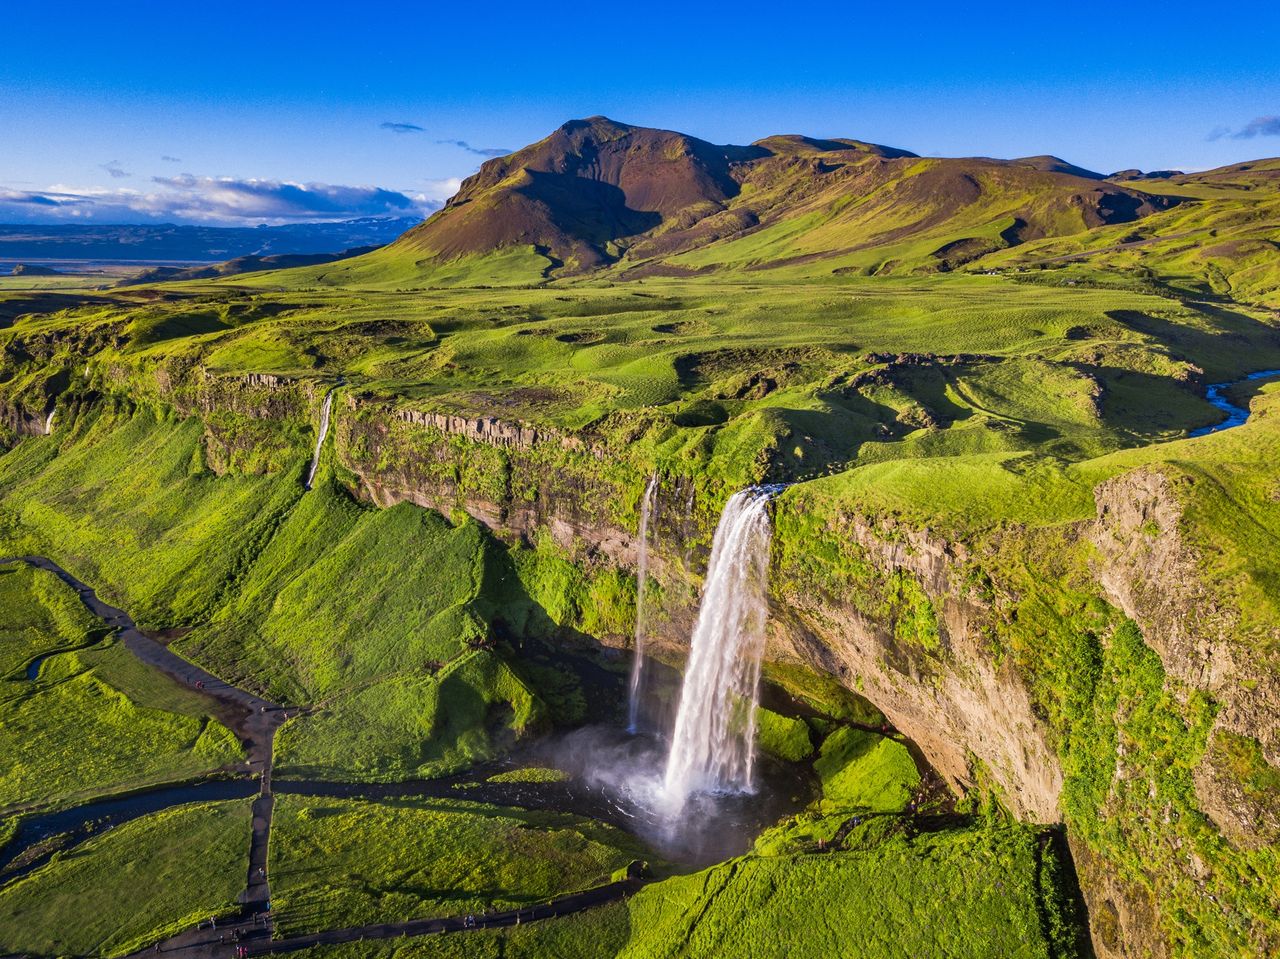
0,216,420,265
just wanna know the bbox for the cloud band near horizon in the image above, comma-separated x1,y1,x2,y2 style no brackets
0,175,448,226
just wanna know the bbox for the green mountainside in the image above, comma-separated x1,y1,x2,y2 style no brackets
1,119,1278,959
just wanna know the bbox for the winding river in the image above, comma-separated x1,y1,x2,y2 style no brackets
1189,369,1280,437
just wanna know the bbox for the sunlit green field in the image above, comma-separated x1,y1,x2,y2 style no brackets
269,793,653,937
0,563,240,811
0,800,250,956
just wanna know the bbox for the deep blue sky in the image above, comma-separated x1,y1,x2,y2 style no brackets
3,0,1279,224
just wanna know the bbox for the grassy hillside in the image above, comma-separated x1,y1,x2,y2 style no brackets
298,117,1173,286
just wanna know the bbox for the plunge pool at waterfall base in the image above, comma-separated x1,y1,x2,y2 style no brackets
527,724,813,867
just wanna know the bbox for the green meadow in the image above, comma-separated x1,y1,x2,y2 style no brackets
269,793,652,937
0,799,250,956
0,563,241,812
282,824,1081,959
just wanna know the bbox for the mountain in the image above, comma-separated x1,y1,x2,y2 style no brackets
356,117,1174,282
0,217,419,265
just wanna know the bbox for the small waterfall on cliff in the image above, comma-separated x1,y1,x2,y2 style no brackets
43,406,55,435
660,486,777,814
304,389,336,491
627,474,659,733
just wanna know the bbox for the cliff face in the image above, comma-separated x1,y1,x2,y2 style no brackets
317,398,1278,959
769,513,1065,822
324,392,1066,827
89,368,1277,958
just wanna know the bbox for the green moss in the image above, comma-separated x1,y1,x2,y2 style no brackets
889,569,941,653
813,727,921,814
486,766,569,784
762,662,885,726
274,649,546,781
1212,730,1280,805
754,706,814,762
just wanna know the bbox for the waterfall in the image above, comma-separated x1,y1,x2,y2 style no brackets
626,474,659,733
304,389,336,491
43,406,55,435
660,486,778,814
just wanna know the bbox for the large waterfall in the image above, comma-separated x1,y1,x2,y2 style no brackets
626,474,659,733
304,389,336,491
660,487,777,814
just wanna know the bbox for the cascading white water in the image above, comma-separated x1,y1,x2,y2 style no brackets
303,389,336,490
626,474,659,733
660,487,777,814
43,407,55,434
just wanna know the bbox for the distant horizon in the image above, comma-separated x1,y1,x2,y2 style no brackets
4,1,1278,226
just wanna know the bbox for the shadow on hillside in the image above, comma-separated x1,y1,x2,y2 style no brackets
524,171,662,249
1071,363,1214,436
0,291,113,328
475,533,637,727
1108,308,1280,376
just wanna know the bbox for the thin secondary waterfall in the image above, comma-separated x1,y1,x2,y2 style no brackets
303,388,336,491
626,474,659,733
43,406,55,434
661,486,777,814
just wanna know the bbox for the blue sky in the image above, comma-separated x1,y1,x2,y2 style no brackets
3,0,1279,224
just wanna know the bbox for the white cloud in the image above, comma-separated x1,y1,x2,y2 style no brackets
419,177,464,203
0,176,444,225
